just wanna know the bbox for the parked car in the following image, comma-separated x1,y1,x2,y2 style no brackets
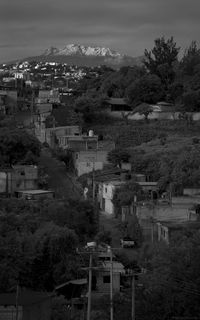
120,237,136,248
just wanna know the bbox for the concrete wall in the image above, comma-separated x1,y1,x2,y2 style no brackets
0,166,38,195
183,188,200,196
105,198,114,215
107,110,200,121
74,150,109,176
12,165,38,191
103,183,115,200
0,172,9,193
0,306,23,320
19,191,54,200
46,126,80,148
76,161,103,176
96,272,120,294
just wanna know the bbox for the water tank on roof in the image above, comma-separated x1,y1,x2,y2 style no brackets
88,130,94,137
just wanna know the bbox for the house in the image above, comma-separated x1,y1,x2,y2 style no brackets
55,279,87,319
98,180,125,215
105,98,132,112
34,121,81,146
70,134,115,177
0,165,38,196
157,220,200,244
136,196,200,241
0,289,53,320
36,89,60,104
95,260,125,294
137,181,159,199
97,172,148,215
45,125,81,148
35,103,53,116
73,149,111,177
60,132,97,150
55,279,87,300
16,189,55,200
12,165,38,191
188,203,200,221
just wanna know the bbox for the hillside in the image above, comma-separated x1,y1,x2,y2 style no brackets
92,119,200,149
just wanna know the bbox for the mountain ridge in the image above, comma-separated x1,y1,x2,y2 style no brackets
43,44,123,58
6,44,144,68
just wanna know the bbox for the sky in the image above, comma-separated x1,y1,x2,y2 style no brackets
0,0,199,63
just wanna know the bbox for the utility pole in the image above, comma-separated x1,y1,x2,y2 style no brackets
15,283,20,320
87,252,92,320
92,160,95,202
131,274,135,320
107,246,113,320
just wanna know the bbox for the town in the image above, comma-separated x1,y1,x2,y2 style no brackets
0,37,200,320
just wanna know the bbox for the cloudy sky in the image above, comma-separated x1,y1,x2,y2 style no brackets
0,0,199,62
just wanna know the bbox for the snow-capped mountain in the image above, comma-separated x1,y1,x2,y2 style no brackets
15,44,143,68
43,44,123,58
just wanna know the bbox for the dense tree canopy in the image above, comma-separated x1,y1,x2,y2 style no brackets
138,230,200,320
0,198,98,292
107,148,131,168
130,139,200,194
0,128,41,165
100,65,146,98
126,74,164,107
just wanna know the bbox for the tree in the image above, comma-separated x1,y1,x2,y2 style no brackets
138,230,200,320
0,128,41,165
132,103,154,122
31,222,79,290
55,148,74,171
126,74,164,107
126,214,143,246
167,82,184,104
107,148,131,168
113,180,143,208
180,41,200,76
182,89,200,112
100,65,146,98
144,36,180,88
74,95,106,124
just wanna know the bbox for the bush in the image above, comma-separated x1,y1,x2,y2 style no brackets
192,137,199,144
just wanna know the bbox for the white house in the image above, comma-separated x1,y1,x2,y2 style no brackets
99,180,125,215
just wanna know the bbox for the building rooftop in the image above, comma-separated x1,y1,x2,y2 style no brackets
106,98,128,105
105,180,126,187
102,261,125,273
138,182,158,186
158,220,200,230
55,278,87,290
18,189,54,195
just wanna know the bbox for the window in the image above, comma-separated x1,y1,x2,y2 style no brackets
103,276,110,283
105,187,107,193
